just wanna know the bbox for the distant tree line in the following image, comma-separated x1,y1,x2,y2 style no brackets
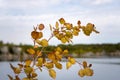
0,41,120,57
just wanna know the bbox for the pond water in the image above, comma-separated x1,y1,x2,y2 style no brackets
0,58,120,80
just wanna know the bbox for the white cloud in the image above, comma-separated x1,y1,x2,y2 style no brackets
0,9,120,45
0,0,120,44
0,0,67,9
82,0,114,5
91,0,112,5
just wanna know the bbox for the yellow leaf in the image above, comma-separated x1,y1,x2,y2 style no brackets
55,62,62,69
31,31,42,40
55,47,62,53
38,32,43,39
68,57,76,64
83,61,87,68
60,37,67,43
38,23,44,30
65,31,73,39
14,68,21,74
27,48,35,55
59,18,65,24
49,69,56,79
22,77,30,80
48,53,55,61
45,62,54,69
84,68,94,76
55,51,62,61
64,23,72,30
66,62,72,69
25,60,32,67
72,30,79,36
82,23,95,36
55,51,60,55
32,72,38,78
36,39,48,47
53,30,59,35
63,49,69,54
10,63,20,74
55,21,59,29
86,23,94,32
36,58,43,67
78,69,85,77
24,67,33,74
82,27,91,36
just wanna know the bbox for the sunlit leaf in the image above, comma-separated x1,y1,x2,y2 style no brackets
78,69,85,77
14,68,21,74
60,37,67,43
55,21,59,29
83,61,87,68
49,69,56,79
45,62,54,69
84,68,94,76
72,30,79,36
38,32,43,39
82,27,91,36
24,67,33,74
86,23,94,32
36,58,43,67
55,51,62,61
64,23,72,30
55,62,62,69
10,63,20,74
63,49,69,54
66,62,72,69
31,31,42,40
27,48,35,55
65,31,73,39
53,30,59,35
48,53,55,61
38,23,45,30
68,57,76,64
25,60,32,67
59,18,65,24
55,47,62,53
22,77,30,80
36,39,48,47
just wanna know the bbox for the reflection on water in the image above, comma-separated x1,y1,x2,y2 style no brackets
0,58,120,80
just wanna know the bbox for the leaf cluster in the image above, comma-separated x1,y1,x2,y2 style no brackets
8,18,99,80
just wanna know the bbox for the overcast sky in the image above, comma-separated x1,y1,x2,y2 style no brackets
0,0,120,45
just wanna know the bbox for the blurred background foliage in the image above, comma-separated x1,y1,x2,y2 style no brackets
0,40,120,61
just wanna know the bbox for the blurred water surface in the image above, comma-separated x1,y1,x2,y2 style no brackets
0,58,120,80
